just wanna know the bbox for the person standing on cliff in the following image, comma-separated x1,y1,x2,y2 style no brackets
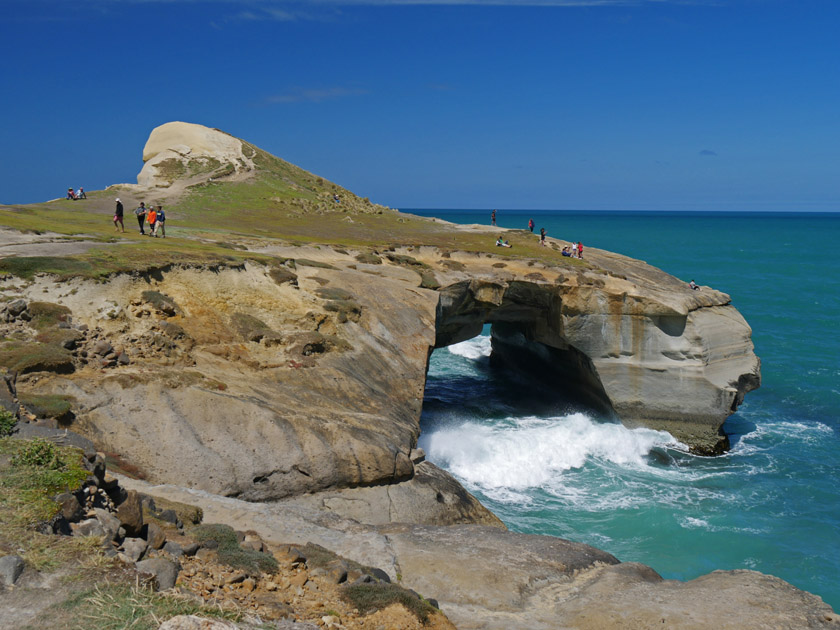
134,202,147,235
147,206,157,237
491,209,497,226
113,198,124,232
528,218,535,232
539,227,546,246
155,205,166,238
577,241,584,259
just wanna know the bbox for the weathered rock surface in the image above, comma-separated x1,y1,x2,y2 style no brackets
120,477,837,630
137,121,256,190
12,244,759,506
0,554,25,587
275,461,504,528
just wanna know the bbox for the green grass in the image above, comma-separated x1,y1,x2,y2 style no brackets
342,582,438,624
0,132,592,282
0,437,92,570
190,523,278,575
51,584,257,630
0,409,16,436
0,341,74,374
18,393,74,420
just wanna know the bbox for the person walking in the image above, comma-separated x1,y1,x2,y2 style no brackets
147,206,157,237
134,202,147,234
491,209,497,226
113,198,125,232
539,227,546,246
155,205,166,238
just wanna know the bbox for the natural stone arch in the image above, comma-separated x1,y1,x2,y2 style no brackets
434,279,617,419
434,278,760,454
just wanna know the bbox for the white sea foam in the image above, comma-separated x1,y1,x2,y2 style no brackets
420,412,677,497
447,336,492,360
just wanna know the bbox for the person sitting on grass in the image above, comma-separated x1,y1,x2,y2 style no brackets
561,246,572,257
495,236,512,248
77,187,86,199
67,188,77,200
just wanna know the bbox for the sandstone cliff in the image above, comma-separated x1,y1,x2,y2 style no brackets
0,121,796,629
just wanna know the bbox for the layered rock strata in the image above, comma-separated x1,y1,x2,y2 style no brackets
3,240,759,507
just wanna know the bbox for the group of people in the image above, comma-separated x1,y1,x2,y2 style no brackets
66,187,86,200
113,199,165,237
562,242,584,258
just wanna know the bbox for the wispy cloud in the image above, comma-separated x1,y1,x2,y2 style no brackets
261,86,369,104
27,0,710,5
699,149,718,157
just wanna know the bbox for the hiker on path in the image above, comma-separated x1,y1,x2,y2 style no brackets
134,203,147,235
114,198,125,232
155,206,166,238
491,209,497,226
539,227,546,246
147,207,157,237
528,218,535,232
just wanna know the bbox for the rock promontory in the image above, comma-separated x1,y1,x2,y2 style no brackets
0,121,812,630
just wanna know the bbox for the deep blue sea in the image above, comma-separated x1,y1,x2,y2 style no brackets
411,209,840,610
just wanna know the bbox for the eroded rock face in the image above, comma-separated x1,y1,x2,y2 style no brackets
11,239,759,507
118,478,836,630
434,250,760,454
137,121,256,189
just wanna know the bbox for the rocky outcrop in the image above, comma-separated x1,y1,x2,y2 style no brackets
433,248,760,454
137,121,256,189
2,239,759,508
119,477,837,630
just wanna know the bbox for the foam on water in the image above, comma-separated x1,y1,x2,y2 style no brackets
446,336,492,360
420,413,680,496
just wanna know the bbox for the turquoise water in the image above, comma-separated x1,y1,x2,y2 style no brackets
412,209,840,609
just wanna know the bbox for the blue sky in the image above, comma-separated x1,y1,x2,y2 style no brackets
2,0,839,210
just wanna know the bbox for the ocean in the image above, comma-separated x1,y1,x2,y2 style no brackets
410,209,840,610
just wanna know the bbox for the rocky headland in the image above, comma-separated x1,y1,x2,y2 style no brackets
0,122,833,629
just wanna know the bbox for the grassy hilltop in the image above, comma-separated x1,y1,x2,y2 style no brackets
0,129,585,280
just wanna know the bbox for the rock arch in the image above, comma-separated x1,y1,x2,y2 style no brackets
434,278,760,454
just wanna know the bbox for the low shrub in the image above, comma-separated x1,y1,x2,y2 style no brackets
354,252,382,265
294,258,337,270
0,341,75,374
342,582,437,624
0,409,17,437
28,301,72,329
12,438,63,469
191,523,278,575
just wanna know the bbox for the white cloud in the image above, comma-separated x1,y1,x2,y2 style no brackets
261,86,369,104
